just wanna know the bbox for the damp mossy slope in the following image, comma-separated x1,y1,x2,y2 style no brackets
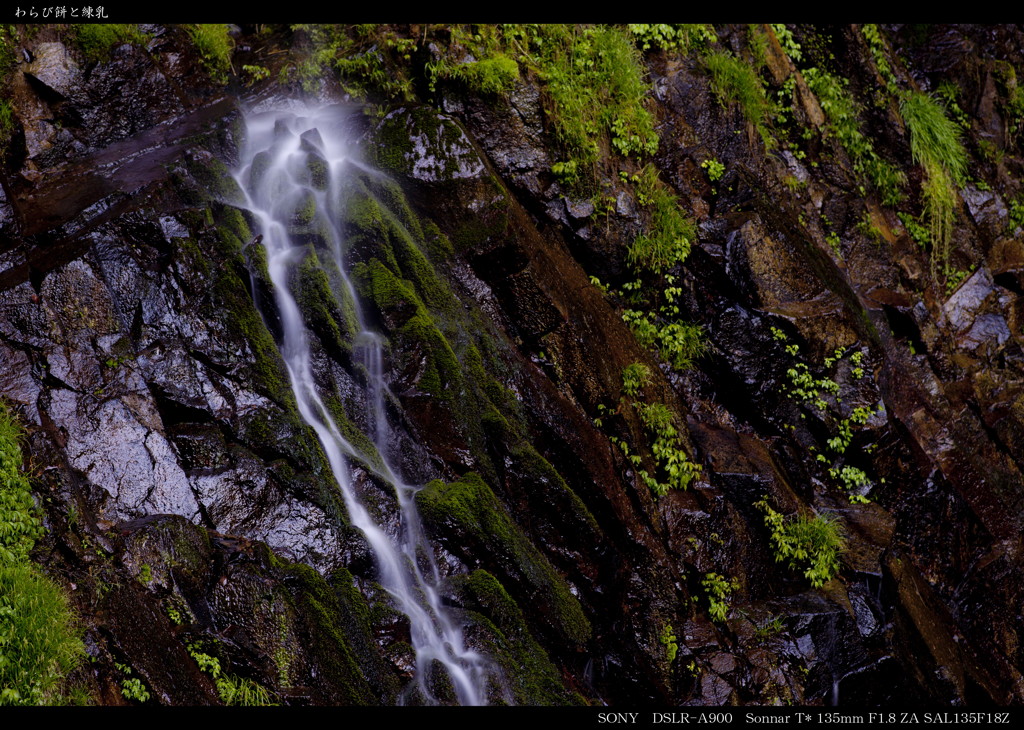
416,472,591,648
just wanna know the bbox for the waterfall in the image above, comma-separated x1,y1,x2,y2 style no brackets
232,102,493,706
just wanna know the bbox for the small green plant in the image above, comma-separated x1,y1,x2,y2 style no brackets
755,499,846,588
935,82,971,130
659,623,678,664
856,211,885,245
629,24,716,53
115,663,150,704
613,370,703,497
702,158,725,183
188,643,275,706
137,564,152,586
242,64,271,83
588,275,610,295
898,212,931,249
0,99,14,155
945,266,975,294
771,24,802,62
825,231,842,256
771,329,880,502
701,572,739,622
1008,196,1024,233
621,362,652,398
803,66,905,206
754,616,785,643
166,605,182,625
634,402,702,495
860,24,897,89
626,166,696,273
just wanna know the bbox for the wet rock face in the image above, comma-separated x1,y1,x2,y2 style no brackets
9,24,1024,707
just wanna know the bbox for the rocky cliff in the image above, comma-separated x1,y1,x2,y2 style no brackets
2,23,1024,706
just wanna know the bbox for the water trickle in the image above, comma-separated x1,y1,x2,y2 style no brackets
233,102,494,706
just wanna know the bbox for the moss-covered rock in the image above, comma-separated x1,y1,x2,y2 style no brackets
453,569,588,705
293,247,355,362
372,107,485,182
416,472,591,648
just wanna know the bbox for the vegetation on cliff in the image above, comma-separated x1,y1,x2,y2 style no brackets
0,403,83,705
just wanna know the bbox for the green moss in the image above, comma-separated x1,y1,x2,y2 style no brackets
344,174,454,313
400,310,463,398
353,258,417,316
216,205,253,244
448,55,520,95
423,220,455,260
172,236,211,278
305,153,329,191
273,560,394,703
182,155,245,205
294,249,353,360
211,265,293,408
370,173,424,239
292,190,318,227
450,191,512,253
0,99,14,157
416,473,591,646
463,345,520,420
370,113,416,175
322,394,384,473
454,570,585,705
389,221,458,314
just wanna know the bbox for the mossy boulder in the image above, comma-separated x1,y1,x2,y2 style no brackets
372,107,485,182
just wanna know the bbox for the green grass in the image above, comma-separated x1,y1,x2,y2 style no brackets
900,91,968,281
0,564,84,705
184,24,234,83
74,24,149,63
704,49,774,147
0,403,85,706
531,25,658,185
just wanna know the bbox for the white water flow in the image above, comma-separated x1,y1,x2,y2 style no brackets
233,103,491,706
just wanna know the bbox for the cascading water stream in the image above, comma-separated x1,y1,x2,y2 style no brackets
232,102,494,706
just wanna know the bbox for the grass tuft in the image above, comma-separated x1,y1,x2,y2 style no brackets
74,24,149,63
184,24,234,83
704,49,774,147
900,91,967,281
